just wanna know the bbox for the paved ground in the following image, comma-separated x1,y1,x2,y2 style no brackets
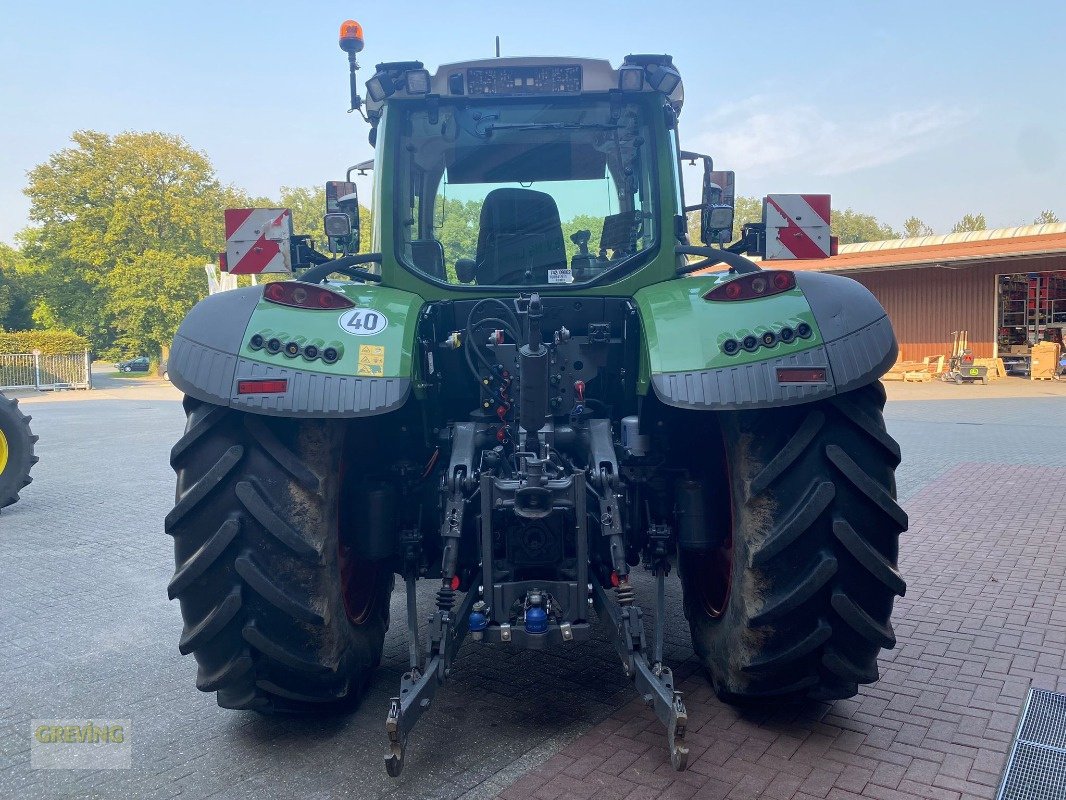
1,377,1064,799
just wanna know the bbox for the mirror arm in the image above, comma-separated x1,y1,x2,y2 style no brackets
297,252,383,284
290,236,331,268
675,245,761,276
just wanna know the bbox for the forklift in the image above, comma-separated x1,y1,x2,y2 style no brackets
942,330,987,385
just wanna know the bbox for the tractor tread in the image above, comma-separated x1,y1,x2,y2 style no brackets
828,394,902,465
831,588,897,649
178,585,242,655
825,444,909,530
167,398,389,714
723,675,820,701
832,517,906,597
170,404,231,467
165,445,243,532
167,517,241,599
196,651,254,692
0,392,39,511
749,410,825,496
235,552,324,624
242,621,334,675
255,679,347,704
686,381,905,704
234,480,320,561
216,686,269,711
744,620,833,673
750,480,835,565
750,554,837,626
244,416,322,492
823,647,879,684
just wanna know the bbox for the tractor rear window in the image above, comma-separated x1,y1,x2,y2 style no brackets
393,98,658,287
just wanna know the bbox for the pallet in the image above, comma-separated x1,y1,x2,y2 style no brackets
974,358,1007,381
903,371,933,382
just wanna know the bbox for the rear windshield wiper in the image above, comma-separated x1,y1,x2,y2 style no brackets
481,122,622,132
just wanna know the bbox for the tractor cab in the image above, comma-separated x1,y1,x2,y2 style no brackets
362,56,680,289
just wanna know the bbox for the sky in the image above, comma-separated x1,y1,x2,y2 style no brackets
1,0,1064,245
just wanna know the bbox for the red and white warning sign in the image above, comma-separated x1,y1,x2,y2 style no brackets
223,208,293,274
763,194,832,260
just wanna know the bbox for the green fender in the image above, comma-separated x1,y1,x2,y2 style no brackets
635,271,898,410
168,282,423,417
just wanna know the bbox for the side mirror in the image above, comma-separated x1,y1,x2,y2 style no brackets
325,181,361,254
455,259,476,284
701,169,735,246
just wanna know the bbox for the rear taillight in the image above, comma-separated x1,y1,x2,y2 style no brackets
704,271,795,301
237,379,289,394
263,281,354,310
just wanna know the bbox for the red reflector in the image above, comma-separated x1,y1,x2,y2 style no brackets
237,379,289,394
776,367,827,384
450,574,461,590
610,571,620,588
263,281,354,310
705,270,796,301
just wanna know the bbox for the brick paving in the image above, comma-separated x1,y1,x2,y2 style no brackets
1,385,1064,799
496,463,1066,800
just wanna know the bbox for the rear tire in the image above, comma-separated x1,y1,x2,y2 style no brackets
0,392,38,511
682,382,907,702
166,397,392,713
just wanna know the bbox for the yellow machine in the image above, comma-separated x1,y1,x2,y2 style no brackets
0,391,37,512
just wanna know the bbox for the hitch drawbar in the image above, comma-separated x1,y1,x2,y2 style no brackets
383,570,689,775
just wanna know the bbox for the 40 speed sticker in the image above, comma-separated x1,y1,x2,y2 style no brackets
338,308,388,336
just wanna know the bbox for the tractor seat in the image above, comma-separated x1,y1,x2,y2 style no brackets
474,188,567,284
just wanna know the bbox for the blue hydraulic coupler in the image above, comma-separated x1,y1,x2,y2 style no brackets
524,606,548,634
469,602,489,641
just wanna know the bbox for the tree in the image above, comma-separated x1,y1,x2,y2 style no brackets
106,251,208,356
902,217,935,238
436,198,483,275
831,208,898,245
1034,210,1060,224
950,213,987,233
0,244,33,331
19,130,233,354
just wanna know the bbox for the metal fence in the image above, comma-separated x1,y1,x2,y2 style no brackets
0,351,92,391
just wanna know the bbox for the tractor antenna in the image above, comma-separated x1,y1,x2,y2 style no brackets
495,36,501,58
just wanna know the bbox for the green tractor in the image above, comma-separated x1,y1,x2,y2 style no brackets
166,21,906,775
0,390,38,513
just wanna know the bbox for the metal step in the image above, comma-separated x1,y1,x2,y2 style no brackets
997,688,1066,800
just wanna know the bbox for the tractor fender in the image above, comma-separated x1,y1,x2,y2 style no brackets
168,285,415,418
640,271,897,411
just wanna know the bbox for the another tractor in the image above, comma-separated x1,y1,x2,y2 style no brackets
165,21,907,775
0,390,38,513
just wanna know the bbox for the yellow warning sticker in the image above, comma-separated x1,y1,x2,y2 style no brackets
356,344,385,377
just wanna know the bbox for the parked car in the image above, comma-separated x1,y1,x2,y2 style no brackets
116,357,149,373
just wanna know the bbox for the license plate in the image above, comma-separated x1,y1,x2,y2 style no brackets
969,368,979,376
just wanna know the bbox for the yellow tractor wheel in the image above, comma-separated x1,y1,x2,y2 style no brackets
0,391,38,511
